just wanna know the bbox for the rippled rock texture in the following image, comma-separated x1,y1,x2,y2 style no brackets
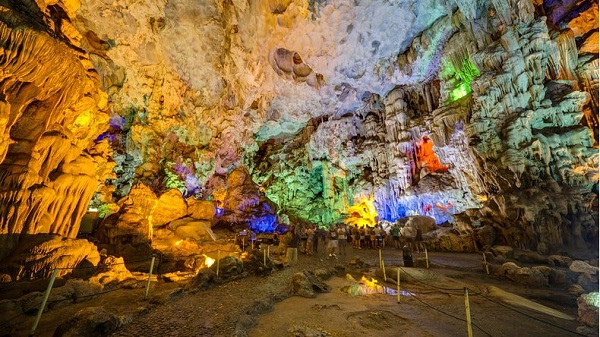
0,1,111,261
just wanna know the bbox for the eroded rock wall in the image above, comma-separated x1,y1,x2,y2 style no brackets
0,1,111,259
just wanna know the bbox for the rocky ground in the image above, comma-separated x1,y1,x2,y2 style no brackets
0,243,595,337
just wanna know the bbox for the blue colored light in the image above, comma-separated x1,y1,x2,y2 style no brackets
249,214,278,233
215,207,224,216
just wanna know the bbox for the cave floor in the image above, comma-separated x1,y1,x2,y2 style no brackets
2,247,584,337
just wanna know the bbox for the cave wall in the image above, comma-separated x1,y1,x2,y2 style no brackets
251,0,598,255
0,0,596,262
0,1,111,259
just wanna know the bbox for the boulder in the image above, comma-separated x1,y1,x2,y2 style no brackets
49,279,103,308
570,260,599,275
569,284,586,296
187,199,216,221
213,256,245,280
241,251,274,276
54,306,120,337
492,245,514,259
171,220,215,241
0,235,100,281
577,273,599,292
548,269,570,286
347,257,370,269
429,230,476,252
496,262,548,286
188,269,216,290
548,255,573,267
514,267,548,287
89,256,135,286
577,292,599,329
291,270,331,298
314,267,336,280
152,189,188,226
0,291,43,323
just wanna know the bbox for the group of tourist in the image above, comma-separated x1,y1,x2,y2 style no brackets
281,221,422,265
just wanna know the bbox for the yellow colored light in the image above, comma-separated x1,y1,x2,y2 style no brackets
175,239,183,246
203,254,215,268
73,111,92,127
344,196,379,227
476,194,488,202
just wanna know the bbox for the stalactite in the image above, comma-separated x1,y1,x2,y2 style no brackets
0,21,109,260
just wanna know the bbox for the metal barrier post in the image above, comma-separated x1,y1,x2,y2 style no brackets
464,287,473,337
216,250,220,278
396,268,400,303
483,252,489,275
30,268,59,336
145,257,155,299
263,249,266,266
382,259,387,281
378,249,382,269
425,249,429,269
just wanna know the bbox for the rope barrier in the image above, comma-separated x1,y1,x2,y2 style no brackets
46,278,148,305
402,284,493,337
54,256,154,270
466,287,586,336
383,252,584,336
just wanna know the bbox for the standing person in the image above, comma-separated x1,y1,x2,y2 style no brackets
353,225,360,249
337,224,347,257
327,225,338,257
306,225,315,256
415,227,424,253
392,223,401,249
300,225,308,254
359,227,365,249
286,225,299,266
373,225,382,249
369,227,376,249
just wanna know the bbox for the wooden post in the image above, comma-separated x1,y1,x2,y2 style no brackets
483,252,489,275
378,249,382,269
30,268,59,336
263,248,267,266
382,259,387,281
425,249,429,269
216,250,221,278
397,268,400,303
145,256,155,299
464,287,473,337
267,245,270,259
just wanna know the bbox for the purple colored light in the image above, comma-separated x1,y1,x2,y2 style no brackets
109,114,126,129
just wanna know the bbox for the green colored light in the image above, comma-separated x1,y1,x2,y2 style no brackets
441,57,479,103
449,82,470,101
584,292,599,308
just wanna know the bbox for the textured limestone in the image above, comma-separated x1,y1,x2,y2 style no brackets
0,235,100,281
0,0,596,281
0,3,111,263
151,189,188,227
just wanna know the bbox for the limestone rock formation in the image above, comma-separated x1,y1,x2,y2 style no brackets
152,189,188,227
0,0,597,280
0,235,100,281
577,292,599,335
54,306,121,337
0,3,111,262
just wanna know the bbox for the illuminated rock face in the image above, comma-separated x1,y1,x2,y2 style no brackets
0,0,597,272
0,4,111,260
250,0,598,255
